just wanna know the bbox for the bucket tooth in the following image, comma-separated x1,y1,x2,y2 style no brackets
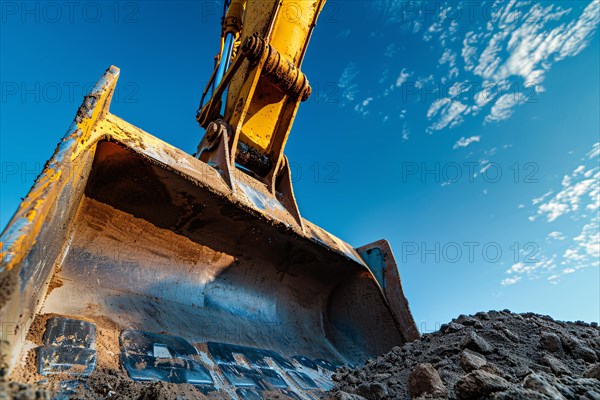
120,330,214,386
37,317,97,376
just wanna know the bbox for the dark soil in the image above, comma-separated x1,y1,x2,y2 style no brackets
328,310,600,400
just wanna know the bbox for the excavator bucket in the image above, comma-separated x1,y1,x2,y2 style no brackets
1,67,418,399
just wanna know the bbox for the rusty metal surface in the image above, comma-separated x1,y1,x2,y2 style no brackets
357,240,420,342
1,66,418,398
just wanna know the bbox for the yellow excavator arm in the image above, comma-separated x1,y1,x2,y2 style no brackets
197,0,326,228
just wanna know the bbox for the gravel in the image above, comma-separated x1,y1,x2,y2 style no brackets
328,311,600,400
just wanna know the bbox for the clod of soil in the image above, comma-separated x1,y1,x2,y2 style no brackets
328,311,600,400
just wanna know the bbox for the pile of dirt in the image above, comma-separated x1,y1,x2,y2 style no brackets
329,311,600,400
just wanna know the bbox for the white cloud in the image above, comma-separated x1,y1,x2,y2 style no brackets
534,164,599,222
559,0,600,58
532,191,554,205
372,1,599,133
396,68,413,87
485,93,526,123
463,0,600,126
472,1,599,84
401,123,410,141
474,85,496,108
415,74,435,89
501,276,521,286
462,31,481,71
548,274,561,284
439,48,457,68
563,216,600,265
547,231,566,240
354,97,374,116
588,142,600,159
502,254,557,286
480,161,492,174
337,62,359,102
453,135,481,149
516,144,600,286
427,99,468,131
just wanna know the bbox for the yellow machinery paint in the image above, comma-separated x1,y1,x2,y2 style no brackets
197,1,327,220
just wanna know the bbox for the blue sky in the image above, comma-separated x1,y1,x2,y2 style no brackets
1,0,599,330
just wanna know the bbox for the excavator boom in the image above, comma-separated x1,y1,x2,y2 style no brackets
1,2,418,399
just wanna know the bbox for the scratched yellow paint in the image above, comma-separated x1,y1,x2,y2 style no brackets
0,69,119,272
226,0,326,153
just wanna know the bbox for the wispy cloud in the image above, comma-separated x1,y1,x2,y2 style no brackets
354,97,373,116
547,231,566,241
501,276,521,286
384,43,399,58
467,0,600,122
507,143,600,286
396,68,413,87
563,216,600,265
588,142,600,159
371,0,600,134
427,99,468,131
503,254,557,285
532,164,599,222
453,135,481,149
337,29,351,39
337,62,359,104
532,191,554,205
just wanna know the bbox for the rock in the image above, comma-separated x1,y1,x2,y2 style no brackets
502,328,520,342
408,363,447,398
584,364,600,380
332,391,368,400
560,376,600,394
491,387,553,399
585,390,600,400
457,315,478,326
462,332,494,354
433,344,460,357
480,364,505,377
355,383,388,400
372,373,391,381
551,380,577,398
575,345,598,363
540,332,563,353
346,373,359,385
492,322,505,330
541,354,570,375
562,335,598,362
531,363,552,374
474,321,484,329
475,312,491,320
454,370,511,399
460,349,487,372
523,373,566,399
591,322,598,328
446,322,465,333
